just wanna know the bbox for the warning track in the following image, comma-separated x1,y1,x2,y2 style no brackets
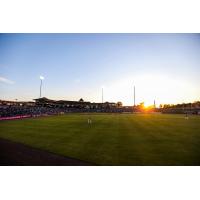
0,138,94,166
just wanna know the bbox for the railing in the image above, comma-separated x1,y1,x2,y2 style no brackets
0,115,31,121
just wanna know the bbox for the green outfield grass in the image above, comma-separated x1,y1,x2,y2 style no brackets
0,113,200,165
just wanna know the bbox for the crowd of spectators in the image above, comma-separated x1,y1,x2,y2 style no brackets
0,105,66,118
0,105,125,118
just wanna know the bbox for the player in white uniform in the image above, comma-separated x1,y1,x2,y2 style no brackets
88,117,92,124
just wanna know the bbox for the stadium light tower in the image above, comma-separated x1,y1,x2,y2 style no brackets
39,76,44,98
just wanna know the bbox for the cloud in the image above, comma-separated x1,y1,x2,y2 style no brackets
0,76,14,84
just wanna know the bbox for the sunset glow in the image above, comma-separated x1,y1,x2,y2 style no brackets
87,74,198,106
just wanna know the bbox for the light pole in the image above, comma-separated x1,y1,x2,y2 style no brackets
102,87,104,103
39,76,44,98
134,84,136,107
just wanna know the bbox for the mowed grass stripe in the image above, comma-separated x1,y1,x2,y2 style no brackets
128,114,200,165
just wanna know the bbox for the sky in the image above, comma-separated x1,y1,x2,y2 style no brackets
0,33,200,106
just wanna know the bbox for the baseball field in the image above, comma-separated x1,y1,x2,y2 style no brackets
0,113,200,165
